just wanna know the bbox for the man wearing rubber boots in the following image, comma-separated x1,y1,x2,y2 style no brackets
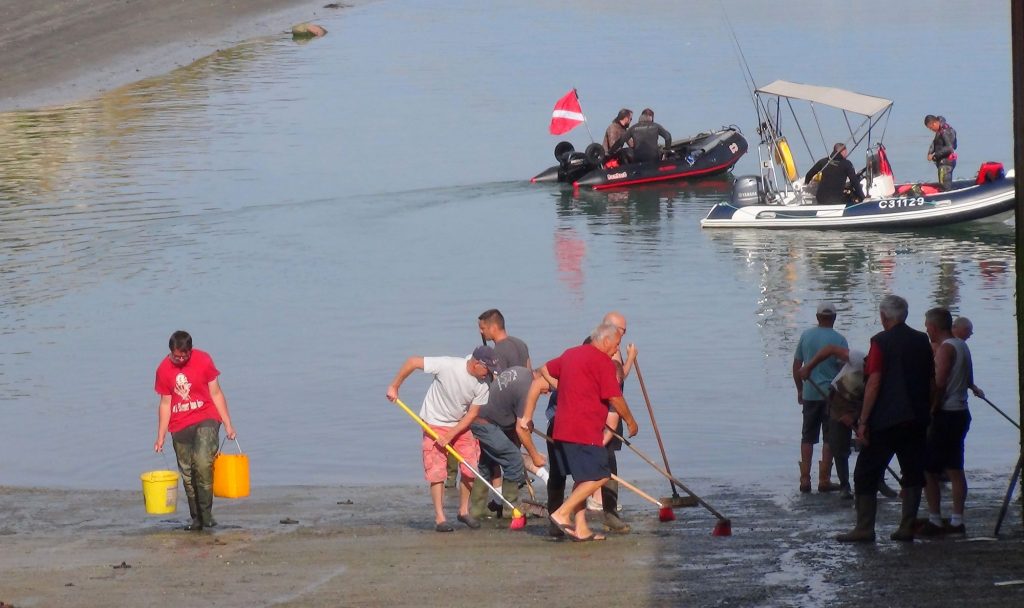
455,366,551,522
542,323,640,542
837,295,934,543
793,302,847,494
154,330,237,531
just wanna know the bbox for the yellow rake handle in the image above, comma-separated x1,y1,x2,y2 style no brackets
392,398,521,518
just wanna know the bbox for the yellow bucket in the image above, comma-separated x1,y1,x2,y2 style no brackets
213,439,250,499
141,470,179,514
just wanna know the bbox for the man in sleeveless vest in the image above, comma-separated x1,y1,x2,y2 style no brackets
837,295,934,543
921,310,985,537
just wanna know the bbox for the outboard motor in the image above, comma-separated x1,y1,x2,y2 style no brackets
731,175,765,207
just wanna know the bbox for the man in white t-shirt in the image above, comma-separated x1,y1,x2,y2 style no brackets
386,345,497,532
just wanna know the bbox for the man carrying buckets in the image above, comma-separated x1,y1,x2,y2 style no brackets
154,330,237,531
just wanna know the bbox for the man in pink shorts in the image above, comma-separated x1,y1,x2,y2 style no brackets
386,346,497,532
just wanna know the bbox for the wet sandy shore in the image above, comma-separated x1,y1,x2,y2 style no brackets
2,473,1023,607
0,0,344,111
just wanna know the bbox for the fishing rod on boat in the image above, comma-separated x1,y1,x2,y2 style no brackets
720,2,793,195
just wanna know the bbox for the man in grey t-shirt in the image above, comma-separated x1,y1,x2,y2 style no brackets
478,308,531,370
464,366,551,519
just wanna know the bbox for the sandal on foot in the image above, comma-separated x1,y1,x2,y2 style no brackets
435,521,454,532
548,514,575,538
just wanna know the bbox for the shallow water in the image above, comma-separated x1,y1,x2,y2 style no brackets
0,0,1017,489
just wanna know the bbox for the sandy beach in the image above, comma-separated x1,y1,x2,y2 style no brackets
0,0,342,111
2,476,1024,607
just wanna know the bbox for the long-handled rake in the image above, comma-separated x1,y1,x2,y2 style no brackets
606,426,732,536
634,359,696,508
391,398,526,530
531,427,676,522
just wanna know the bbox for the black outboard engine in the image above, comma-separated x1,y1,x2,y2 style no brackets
731,175,765,207
553,141,605,182
553,141,588,179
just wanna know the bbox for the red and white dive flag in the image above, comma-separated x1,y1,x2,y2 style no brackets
549,89,585,135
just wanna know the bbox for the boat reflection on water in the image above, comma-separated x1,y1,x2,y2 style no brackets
703,216,1015,357
551,177,734,222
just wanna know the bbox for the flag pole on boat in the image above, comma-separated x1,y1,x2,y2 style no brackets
574,88,596,144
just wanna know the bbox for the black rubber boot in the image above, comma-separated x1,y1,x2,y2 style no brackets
837,494,877,542
184,494,203,531
835,458,853,500
890,486,922,541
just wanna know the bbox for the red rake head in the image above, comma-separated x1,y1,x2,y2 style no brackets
508,509,527,530
712,519,732,537
658,506,676,522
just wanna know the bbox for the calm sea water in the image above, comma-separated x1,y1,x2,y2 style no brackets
0,0,1017,489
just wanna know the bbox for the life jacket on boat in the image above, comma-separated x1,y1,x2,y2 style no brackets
975,161,1004,185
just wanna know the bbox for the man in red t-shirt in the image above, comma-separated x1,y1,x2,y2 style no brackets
543,323,639,541
154,330,237,531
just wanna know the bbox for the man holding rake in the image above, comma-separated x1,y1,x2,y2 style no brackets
541,322,640,541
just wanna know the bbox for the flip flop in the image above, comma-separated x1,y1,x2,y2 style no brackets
548,514,576,538
572,533,607,542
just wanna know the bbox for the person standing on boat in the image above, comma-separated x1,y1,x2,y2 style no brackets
610,108,671,164
153,330,237,531
385,346,496,532
925,114,957,191
792,302,847,494
602,109,633,162
837,295,934,543
803,143,865,204
921,309,983,537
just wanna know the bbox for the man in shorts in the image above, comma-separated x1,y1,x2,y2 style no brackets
921,309,984,536
542,323,639,541
793,302,848,493
386,346,497,532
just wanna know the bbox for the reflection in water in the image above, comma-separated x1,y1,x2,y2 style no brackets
553,228,586,302
0,43,272,317
704,220,1015,358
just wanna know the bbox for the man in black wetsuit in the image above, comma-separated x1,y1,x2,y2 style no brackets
804,143,865,205
925,114,957,191
610,108,671,164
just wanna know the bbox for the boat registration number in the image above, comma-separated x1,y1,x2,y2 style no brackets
878,197,926,209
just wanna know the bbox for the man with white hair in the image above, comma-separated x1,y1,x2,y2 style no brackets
838,295,934,543
541,323,640,541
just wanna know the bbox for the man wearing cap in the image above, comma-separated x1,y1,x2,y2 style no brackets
793,302,848,493
385,345,498,532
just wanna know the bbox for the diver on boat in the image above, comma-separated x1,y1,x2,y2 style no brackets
603,109,634,163
804,143,865,205
925,114,957,191
610,108,671,164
